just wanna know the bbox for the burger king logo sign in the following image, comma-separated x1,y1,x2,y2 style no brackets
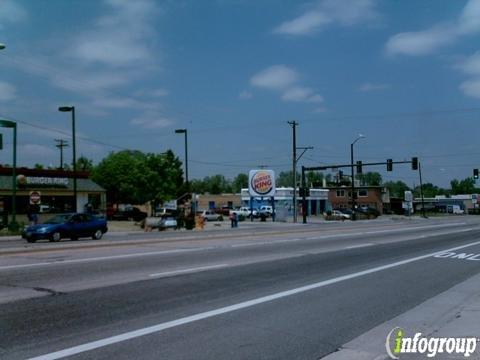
249,170,276,197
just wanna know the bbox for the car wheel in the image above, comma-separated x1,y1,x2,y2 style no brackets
92,229,103,240
50,232,61,242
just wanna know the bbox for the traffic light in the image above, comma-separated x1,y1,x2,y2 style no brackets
356,161,363,174
0,134,2,150
387,159,393,171
474,168,479,180
412,157,418,170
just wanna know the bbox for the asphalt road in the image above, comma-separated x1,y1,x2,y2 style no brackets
1,217,480,359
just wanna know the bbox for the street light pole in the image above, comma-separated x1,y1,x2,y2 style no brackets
58,106,77,212
175,129,189,186
0,119,17,229
350,134,365,220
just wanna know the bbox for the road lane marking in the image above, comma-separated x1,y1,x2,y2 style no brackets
149,264,228,278
344,243,374,250
27,239,480,360
0,247,215,271
230,224,472,248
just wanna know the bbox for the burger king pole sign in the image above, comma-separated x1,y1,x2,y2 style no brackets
249,170,276,197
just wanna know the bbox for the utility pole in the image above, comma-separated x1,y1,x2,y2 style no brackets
418,161,426,218
288,121,298,223
55,139,69,170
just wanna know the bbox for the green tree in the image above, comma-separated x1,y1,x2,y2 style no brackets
384,180,411,198
356,172,382,186
276,171,301,187
306,171,324,187
76,156,94,172
92,150,184,205
413,183,446,198
33,163,44,170
232,173,248,193
450,178,476,195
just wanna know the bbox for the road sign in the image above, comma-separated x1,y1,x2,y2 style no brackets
29,191,41,205
249,170,276,197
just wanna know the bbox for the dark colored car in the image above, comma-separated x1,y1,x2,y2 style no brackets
356,207,380,219
22,213,108,243
110,207,147,222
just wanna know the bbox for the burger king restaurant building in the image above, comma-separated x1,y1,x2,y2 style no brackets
241,187,331,216
0,167,106,215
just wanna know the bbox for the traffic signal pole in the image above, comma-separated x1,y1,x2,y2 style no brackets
418,161,426,218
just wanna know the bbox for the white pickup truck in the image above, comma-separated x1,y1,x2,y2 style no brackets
230,207,258,217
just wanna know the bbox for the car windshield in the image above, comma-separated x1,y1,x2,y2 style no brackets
43,214,71,224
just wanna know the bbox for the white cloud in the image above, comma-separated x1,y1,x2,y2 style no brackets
274,0,378,36
130,112,173,129
0,81,16,101
281,86,323,103
385,26,456,56
457,51,480,75
238,90,253,100
72,0,159,67
250,65,299,90
359,82,391,92
458,0,480,34
0,0,27,27
385,0,480,56
460,78,480,98
250,65,323,105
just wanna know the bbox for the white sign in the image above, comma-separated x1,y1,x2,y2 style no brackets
248,170,276,197
164,200,177,210
404,190,413,202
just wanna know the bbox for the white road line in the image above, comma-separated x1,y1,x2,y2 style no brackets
149,264,228,278
0,247,214,271
2,222,472,271
344,243,374,250
28,239,480,360
231,223,471,248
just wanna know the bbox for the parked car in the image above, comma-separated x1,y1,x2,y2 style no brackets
215,206,232,216
447,205,465,214
22,213,108,243
331,210,350,220
230,207,258,218
258,205,274,217
356,207,380,219
111,207,147,222
159,217,178,230
198,210,222,221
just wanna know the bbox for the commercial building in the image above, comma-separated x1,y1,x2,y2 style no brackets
241,187,331,216
327,185,389,213
0,167,106,214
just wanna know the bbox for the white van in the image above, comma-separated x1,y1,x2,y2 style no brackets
447,205,465,214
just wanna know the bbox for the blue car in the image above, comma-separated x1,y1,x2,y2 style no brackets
22,213,108,243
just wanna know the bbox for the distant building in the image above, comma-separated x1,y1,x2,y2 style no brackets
327,185,388,213
0,167,106,214
241,187,331,215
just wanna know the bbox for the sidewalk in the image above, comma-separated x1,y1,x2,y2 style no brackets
322,272,480,359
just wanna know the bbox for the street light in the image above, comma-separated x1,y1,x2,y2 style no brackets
350,134,365,220
0,119,17,229
58,106,77,212
174,129,189,186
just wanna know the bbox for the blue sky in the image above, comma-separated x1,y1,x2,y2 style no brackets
1,0,480,187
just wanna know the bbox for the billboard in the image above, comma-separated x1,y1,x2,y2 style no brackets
249,170,275,197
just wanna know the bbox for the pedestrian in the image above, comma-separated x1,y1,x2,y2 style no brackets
229,212,235,228
27,204,38,226
234,212,239,228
